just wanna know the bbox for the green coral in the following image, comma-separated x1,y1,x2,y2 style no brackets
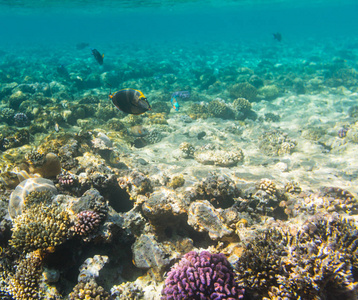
168,175,185,189
229,82,257,101
188,103,209,119
235,216,358,299
207,99,234,119
232,97,252,111
259,85,280,100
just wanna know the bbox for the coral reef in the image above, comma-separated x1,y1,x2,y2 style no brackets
194,149,244,167
111,281,144,300
6,250,43,299
235,215,358,300
162,250,244,299
71,210,102,240
259,129,297,156
68,278,110,300
9,199,70,253
8,177,57,219
229,82,257,101
25,151,62,178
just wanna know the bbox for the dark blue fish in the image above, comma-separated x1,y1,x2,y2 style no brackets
273,32,282,42
91,48,104,65
109,88,151,115
57,64,70,78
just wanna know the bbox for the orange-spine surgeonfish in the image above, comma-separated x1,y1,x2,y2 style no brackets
109,88,151,115
91,48,104,65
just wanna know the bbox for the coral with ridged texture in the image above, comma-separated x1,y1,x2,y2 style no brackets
68,278,109,300
6,250,43,299
71,210,101,239
9,201,70,253
161,250,244,300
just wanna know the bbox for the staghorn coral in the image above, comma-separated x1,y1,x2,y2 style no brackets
6,250,43,300
161,250,244,300
284,180,302,194
9,200,70,253
235,215,358,300
68,278,110,300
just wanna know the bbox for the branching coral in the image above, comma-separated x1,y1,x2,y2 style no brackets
9,200,70,253
6,250,43,300
235,215,358,299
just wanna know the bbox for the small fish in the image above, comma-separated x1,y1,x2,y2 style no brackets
109,88,151,115
128,125,149,137
57,64,70,78
170,96,179,111
273,32,282,42
76,42,89,50
54,123,60,132
91,48,104,65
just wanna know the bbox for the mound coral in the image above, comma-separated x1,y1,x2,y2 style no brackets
162,250,244,300
229,82,257,101
68,278,110,300
9,199,70,253
25,151,62,178
235,215,358,299
8,177,57,219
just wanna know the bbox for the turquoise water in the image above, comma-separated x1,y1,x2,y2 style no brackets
2,1,358,299
1,0,357,46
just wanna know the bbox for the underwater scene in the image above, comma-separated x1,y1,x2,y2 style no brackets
1,0,358,299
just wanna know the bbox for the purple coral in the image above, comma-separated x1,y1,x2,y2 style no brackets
162,250,244,300
58,172,77,187
72,210,101,237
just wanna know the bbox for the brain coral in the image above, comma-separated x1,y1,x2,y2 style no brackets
8,177,57,219
161,250,244,300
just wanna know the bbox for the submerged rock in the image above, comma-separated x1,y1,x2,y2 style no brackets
187,200,233,240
